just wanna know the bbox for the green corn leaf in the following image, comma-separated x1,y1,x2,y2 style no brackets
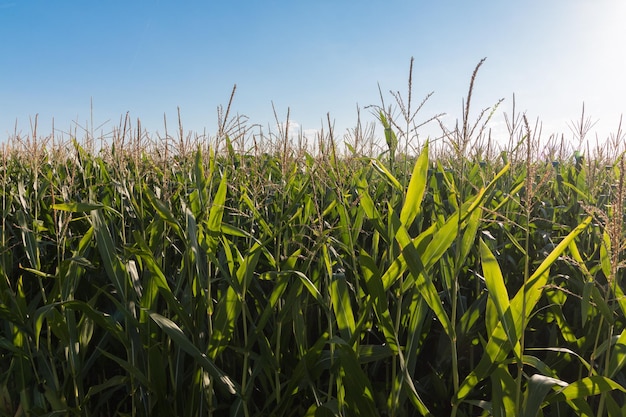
527,347,593,374
220,235,238,282
522,355,560,378
276,332,328,415
335,343,380,417
192,149,207,210
149,312,239,395
295,270,327,310
370,158,402,191
490,179,524,214
19,267,54,278
548,305,578,344
51,202,105,212
305,402,337,417
568,239,602,326
91,209,128,301
591,285,615,324
63,300,126,343
207,284,241,359
208,172,228,233
98,349,153,389
522,374,568,417
600,229,612,279
609,277,626,325
322,198,337,218
459,207,482,267
255,272,290,333
400,236,453,338
356,176,388,239
130,231,189,325
371,204,463,341
581,281,593,327
240,191,273,236
220,223,248,238
330,270,356,342
461,162,511,220
35,305,69,348
523,216,591,297
604,395,625,417
84,375,127,401
395,292,432,416
359,251,398,354
380,111,398,155
144,185,183,238
401,372,433,416
561,181,591,201
480,239,520,349
379,223,434,291
418,208,463,271
607,329,626,378
457,292,487,342
384,126,397,155
394,209,462,338
400,142,429,227
491,366,516,417
480,239,511,322
485,296,498,337
235,242,262,291
16,210,40,270
184,203,206,302
453,215,592,406
554,376,626,401
65,308,82,396
357,344,395,363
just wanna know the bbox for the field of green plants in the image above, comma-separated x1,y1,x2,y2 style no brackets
2,65,626,416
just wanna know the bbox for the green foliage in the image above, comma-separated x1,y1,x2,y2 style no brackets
1,107,626,417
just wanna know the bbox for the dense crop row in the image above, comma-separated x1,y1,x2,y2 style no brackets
1,76,626,416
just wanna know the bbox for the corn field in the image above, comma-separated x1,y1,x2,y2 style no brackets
2,74,626,416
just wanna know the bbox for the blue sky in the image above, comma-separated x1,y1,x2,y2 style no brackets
1,1,624,148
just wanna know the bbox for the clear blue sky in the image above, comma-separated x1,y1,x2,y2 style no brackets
1,1,624,148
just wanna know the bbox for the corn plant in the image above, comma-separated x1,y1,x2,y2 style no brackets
2,64,626,416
